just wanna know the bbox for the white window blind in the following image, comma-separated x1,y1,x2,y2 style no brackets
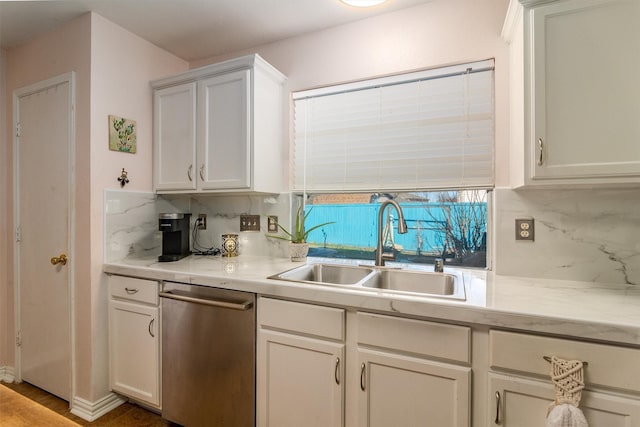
293,60,494,192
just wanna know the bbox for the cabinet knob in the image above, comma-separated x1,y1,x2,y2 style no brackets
335,357,340,385
188,164,193,182
494,391,501,424
360,363,366,391
199,164,205,181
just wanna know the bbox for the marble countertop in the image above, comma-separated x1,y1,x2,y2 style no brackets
103,255,640,346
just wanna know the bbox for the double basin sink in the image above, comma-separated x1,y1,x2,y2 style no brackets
269,263,465,300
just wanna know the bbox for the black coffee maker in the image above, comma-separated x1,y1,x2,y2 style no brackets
158,213,191,262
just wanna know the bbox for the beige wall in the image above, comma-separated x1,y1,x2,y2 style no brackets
0,11,187,403
192,0,511,187
86,13,187,400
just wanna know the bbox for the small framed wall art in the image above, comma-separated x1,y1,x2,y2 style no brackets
109,115,137,153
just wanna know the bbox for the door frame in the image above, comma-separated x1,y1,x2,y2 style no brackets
12,71,76,401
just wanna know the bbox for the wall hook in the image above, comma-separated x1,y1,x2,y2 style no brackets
117,168,130,188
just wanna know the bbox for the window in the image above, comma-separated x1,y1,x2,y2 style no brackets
292,61,494,268
302,190,489,268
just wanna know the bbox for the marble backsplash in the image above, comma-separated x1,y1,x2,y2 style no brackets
104,190,290,263
493,187,640,285
186,193,291,257
104,191,187,262
105,188,639,286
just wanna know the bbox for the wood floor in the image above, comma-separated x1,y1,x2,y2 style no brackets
0,381,172,426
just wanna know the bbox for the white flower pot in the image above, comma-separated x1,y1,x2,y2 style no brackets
289,242,309,262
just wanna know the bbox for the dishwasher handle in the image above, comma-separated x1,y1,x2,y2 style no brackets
159,291,253,311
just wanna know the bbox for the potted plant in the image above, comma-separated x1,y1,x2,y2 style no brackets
268,205,335,261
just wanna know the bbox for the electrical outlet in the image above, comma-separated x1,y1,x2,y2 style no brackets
197,214,207,230
267,216,278,233
515,218,534,241
240,215,260,232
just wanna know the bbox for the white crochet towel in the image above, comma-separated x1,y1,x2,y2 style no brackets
546,403,588,427
545,356,588,427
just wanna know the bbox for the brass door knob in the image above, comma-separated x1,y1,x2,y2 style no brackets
51,254,68,266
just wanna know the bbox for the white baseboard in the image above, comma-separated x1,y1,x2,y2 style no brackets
0,366,15,383
1,369,126,423
71,392,126,422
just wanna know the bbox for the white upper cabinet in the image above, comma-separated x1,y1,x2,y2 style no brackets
153,82,197,191
504,0,640,186
152,54,286,194
198,70,251,190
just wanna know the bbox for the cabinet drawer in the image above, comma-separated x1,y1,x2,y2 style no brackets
258,297,345,341
109,275,159,305
490,330,640,393
357,312,470,364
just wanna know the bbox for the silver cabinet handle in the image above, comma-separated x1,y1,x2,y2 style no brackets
494,391,501,424
199,164,205,181
148,318,155,338
125,287,139,294
360,363,366,391
537,138,544,166
188,164,193,182
159,291,253,311
335,357,340,385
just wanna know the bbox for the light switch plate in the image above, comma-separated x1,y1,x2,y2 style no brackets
240,215,260,232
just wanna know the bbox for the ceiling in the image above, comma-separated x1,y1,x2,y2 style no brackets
0,0,434,62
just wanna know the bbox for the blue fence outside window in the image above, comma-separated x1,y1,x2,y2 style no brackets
305,202,487,259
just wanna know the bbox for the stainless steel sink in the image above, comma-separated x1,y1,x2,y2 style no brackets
270,263,375,286
269,263,465,300
361,269,457,296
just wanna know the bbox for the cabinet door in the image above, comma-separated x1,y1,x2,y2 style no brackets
529,0,640,181
257,329,344,427
489,373,640,427
153,82,197,191
357,349,470,427
109,300,160,407
198,69,251,190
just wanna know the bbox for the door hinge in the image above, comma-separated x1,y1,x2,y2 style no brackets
15,226,21,242
16,331,21,347
15,122,21,138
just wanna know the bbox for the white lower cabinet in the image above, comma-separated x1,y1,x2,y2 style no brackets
488,330,640,426
108,275,160,408
355,312,471,427
257,297,471,427
258,330,344,427
489,373,640,427
257,297,345,427
358,349,470,427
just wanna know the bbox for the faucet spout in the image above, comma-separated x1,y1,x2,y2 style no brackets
375,199,408,266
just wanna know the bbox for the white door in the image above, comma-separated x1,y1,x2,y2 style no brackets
15,73,74,400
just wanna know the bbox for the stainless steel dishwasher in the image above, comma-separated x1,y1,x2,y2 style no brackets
160,281,256,427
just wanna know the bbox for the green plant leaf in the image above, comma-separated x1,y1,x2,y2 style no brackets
265,205,336,243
